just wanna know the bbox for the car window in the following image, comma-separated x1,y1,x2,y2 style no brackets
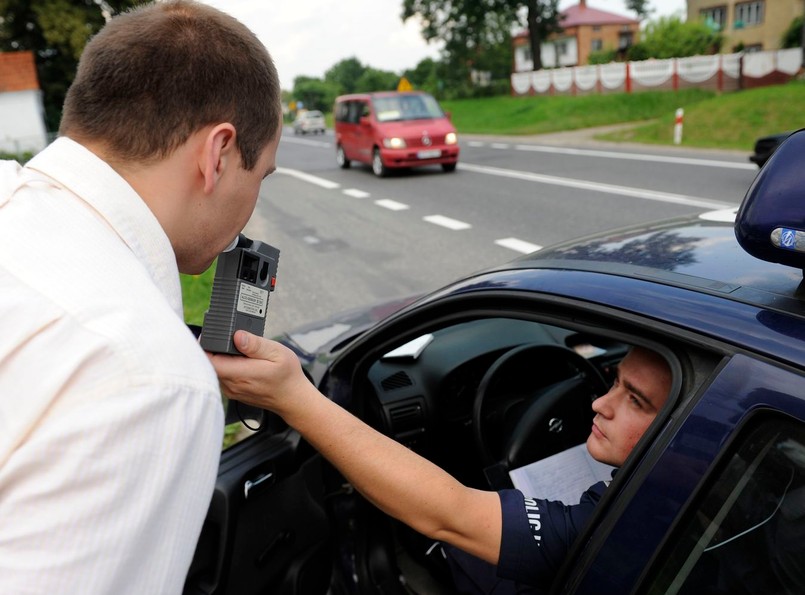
373,94,444,122
644,413,805,594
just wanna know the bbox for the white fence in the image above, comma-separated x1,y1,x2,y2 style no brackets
511,48,803,96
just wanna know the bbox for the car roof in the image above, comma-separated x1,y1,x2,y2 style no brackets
507,209,805,319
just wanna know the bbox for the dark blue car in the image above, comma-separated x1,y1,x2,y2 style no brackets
186,131,805,595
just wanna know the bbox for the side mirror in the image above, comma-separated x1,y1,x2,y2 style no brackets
735,128,805,273
359,115,371,126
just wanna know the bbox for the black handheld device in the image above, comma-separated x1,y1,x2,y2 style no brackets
199,234,280,354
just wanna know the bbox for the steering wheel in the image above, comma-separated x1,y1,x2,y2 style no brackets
472,343,609,480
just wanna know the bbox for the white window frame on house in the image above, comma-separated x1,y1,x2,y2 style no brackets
591,38,603,51
735,0,764,27
700,5,726,29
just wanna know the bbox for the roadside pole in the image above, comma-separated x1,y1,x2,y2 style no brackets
674,108,684,145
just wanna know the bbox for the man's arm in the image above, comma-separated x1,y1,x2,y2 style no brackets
210,330,503,564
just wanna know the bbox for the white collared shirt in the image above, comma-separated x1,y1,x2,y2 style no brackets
0,138,223,593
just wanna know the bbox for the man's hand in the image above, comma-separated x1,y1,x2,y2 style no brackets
207,330,314,418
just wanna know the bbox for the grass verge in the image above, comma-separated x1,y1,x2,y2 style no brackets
442,88,715,136
441,80,805,151
596,80,805,150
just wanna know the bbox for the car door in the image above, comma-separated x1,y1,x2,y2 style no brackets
351,99,373,163
183,406,332,595
558,354,805,594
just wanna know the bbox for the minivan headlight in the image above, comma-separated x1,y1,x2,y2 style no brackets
445,132,457,145
383,137,407,149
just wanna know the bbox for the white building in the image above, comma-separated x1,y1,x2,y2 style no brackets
0,51,48,155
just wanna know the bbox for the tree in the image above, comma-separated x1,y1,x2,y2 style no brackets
521,0,563,71
639,15,723,59
625,0,653,21
780,15,803,49
291,76,340,113
354,67,400,92
324,57,366,95
401,0,560,76
0,0,140,131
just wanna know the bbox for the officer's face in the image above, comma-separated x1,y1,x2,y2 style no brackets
586,348,671,467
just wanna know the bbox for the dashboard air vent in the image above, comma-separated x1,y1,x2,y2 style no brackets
381,371,413,391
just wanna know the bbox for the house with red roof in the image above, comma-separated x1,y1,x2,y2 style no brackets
513,0,640,72
0,51,48,154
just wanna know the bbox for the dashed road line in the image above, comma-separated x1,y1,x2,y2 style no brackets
477,142,755,170
277,167,339,189
457,162,733,210
495,238,542,254
423,215,472,230
375,199,410,211
343,188,370,198
275,163,731,255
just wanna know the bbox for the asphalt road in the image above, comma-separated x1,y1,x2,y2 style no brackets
243,127,760,337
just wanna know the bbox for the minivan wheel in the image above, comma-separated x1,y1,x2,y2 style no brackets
442,162,457,173
336,145,351,169
372,148,388,178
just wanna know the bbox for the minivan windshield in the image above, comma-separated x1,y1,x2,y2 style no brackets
373,94,445,122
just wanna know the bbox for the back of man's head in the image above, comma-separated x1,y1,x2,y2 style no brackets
59,0,280,171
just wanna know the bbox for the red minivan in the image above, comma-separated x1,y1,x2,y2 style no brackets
333,91,460,177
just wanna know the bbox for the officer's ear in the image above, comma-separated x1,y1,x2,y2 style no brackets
200,123,237,194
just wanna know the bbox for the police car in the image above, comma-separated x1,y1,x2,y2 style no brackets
185,131,805,594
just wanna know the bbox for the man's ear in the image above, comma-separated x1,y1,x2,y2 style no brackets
201,123,238,194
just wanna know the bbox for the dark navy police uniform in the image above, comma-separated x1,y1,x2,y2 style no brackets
444,481,609,594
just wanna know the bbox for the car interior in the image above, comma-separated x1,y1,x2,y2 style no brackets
189,303,723,595
319,312,690,594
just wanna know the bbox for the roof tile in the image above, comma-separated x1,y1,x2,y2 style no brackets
0,51,40,93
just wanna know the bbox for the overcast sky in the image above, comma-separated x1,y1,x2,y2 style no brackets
199,0,688,90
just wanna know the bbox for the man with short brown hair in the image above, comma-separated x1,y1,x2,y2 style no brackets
0,2,282,592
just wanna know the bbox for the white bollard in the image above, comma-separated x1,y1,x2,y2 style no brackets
674,108,684,145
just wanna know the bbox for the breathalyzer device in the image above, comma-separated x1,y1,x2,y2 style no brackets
199,233,280,354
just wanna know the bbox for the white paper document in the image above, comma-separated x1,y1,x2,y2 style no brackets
508,443,615,505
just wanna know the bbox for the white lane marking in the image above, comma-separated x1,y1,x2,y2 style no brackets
491,143,510,149
495,238,543,254
281,132,331,149
699,208,738,222
424,215,472,230
277,167,340,189
507,144,757,170
376,199,410,211
344,188,370,198
468,141,485,147
303,236,321,245
457,162,733,210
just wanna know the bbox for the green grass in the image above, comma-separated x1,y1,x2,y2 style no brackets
180,261,217,326
439,80,805,151
596,80,805,150
441,88,715,135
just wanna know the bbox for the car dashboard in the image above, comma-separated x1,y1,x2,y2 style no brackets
363,318,628,488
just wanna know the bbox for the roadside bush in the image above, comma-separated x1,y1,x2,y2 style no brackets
0,151,34,164
588,49,618,65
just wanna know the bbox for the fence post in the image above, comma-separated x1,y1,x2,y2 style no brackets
673,58,679,91
625,61,632,93
717,54,723,92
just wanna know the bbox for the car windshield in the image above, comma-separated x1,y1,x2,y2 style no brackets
373,94,444,122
